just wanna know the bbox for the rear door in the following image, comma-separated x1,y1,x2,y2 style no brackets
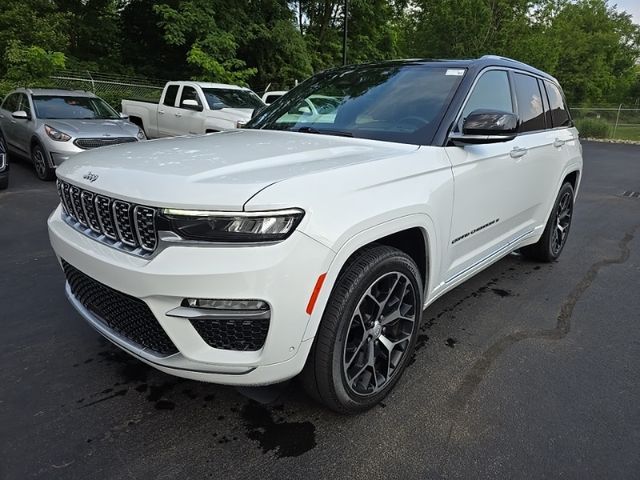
507,72,563,228
157,84,181,137
443,69,530,283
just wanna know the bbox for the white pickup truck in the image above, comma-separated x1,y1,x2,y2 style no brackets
122,81,265,138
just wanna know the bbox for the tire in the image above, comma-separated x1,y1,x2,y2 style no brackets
301,245,423,414
521,182,575,262
31,142,55,181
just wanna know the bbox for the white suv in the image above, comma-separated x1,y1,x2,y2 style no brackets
48,56,582,413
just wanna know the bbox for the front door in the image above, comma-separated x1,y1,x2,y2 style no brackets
444,69,530,283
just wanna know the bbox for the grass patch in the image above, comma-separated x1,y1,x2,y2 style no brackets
611,125,640,141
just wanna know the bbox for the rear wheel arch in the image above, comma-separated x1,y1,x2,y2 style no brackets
128,115,145,133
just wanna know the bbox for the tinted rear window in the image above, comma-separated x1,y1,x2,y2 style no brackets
163,85,179,107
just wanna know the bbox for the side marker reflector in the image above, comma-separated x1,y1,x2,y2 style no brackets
306,273,327,315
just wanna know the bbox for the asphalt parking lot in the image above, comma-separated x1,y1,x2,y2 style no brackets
1,141,639,479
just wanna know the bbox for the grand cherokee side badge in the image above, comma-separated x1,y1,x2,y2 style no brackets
83,172,99,183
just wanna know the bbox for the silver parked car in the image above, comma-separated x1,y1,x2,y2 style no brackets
0,89,145,180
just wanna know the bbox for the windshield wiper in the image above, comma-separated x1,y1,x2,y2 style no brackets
297,126,353,137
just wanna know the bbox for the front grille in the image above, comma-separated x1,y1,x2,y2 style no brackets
63,260,178,356
190,316,270,351
74,137,137,150
57,180,158,255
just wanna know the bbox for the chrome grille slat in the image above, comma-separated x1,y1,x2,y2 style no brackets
70,186,88,227
61,183,74,218
95,195,117,240
81,191,101,233
133,206,158,251
112,200,138,247
56,181,69,215
56,180,157,256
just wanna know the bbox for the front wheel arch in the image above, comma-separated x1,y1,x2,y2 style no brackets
301,215,435,342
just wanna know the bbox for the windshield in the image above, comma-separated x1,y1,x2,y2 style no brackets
246,65,465,145
201,88,264,110
33,95,120,120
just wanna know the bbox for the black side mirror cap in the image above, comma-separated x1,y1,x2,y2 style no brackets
450,110,518,145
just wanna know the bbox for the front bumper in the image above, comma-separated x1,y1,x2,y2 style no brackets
48,205,335,385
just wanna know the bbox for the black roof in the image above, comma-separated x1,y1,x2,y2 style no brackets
333,55,558,84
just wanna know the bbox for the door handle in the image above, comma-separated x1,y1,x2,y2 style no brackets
175,113,182,117
158,110,165,115
554,138,566,148
510,147,528,158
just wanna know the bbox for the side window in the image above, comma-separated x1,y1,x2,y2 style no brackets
18,94,32,117
538,79,552,128
163,85,179,107
179,86,202,108
545,81,571,128
461,70,513,123
2,93,19,112
513,73,545,133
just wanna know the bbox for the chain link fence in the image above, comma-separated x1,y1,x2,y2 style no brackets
571,106,640,141
49,70,166,110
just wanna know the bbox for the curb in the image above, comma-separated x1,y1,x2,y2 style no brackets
581,137,640,145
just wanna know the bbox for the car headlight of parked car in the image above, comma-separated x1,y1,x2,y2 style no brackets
136,128,146,140
44,125,71,142
157,208,304,243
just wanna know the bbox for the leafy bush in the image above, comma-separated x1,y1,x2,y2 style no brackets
575,118,610,138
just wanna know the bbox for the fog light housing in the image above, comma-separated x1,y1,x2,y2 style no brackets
183,298,268,311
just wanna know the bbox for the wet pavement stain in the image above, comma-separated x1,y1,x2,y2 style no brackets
445,338,457,348
491,288,512,297
241,402,316,458
449,225,639,412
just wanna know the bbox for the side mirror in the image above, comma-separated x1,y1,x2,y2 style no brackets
450,110,517,145
12,110,30,120
210,102,225,111
119,113,129,120
181,99,203,111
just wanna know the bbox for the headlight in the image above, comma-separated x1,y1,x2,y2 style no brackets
158,208,304,243
136,128,146,140
44,125,71,142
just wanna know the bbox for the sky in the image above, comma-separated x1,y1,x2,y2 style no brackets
615,0,640,24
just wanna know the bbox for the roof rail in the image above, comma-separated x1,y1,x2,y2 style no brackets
480,54,525,65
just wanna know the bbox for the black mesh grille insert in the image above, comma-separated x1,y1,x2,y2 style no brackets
74,137,137,150
63,260,178,356
190,316,270,351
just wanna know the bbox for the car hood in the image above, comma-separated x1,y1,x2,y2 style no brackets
44,119,139,138
56,129,418,210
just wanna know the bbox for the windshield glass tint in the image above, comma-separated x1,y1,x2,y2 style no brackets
202,89,263,110
246,65,465,144
33,96,119,120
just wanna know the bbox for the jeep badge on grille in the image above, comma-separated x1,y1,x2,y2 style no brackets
83,172,99,183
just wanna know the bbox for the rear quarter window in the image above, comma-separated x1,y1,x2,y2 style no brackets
545,81,571,128
163,85,180,107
